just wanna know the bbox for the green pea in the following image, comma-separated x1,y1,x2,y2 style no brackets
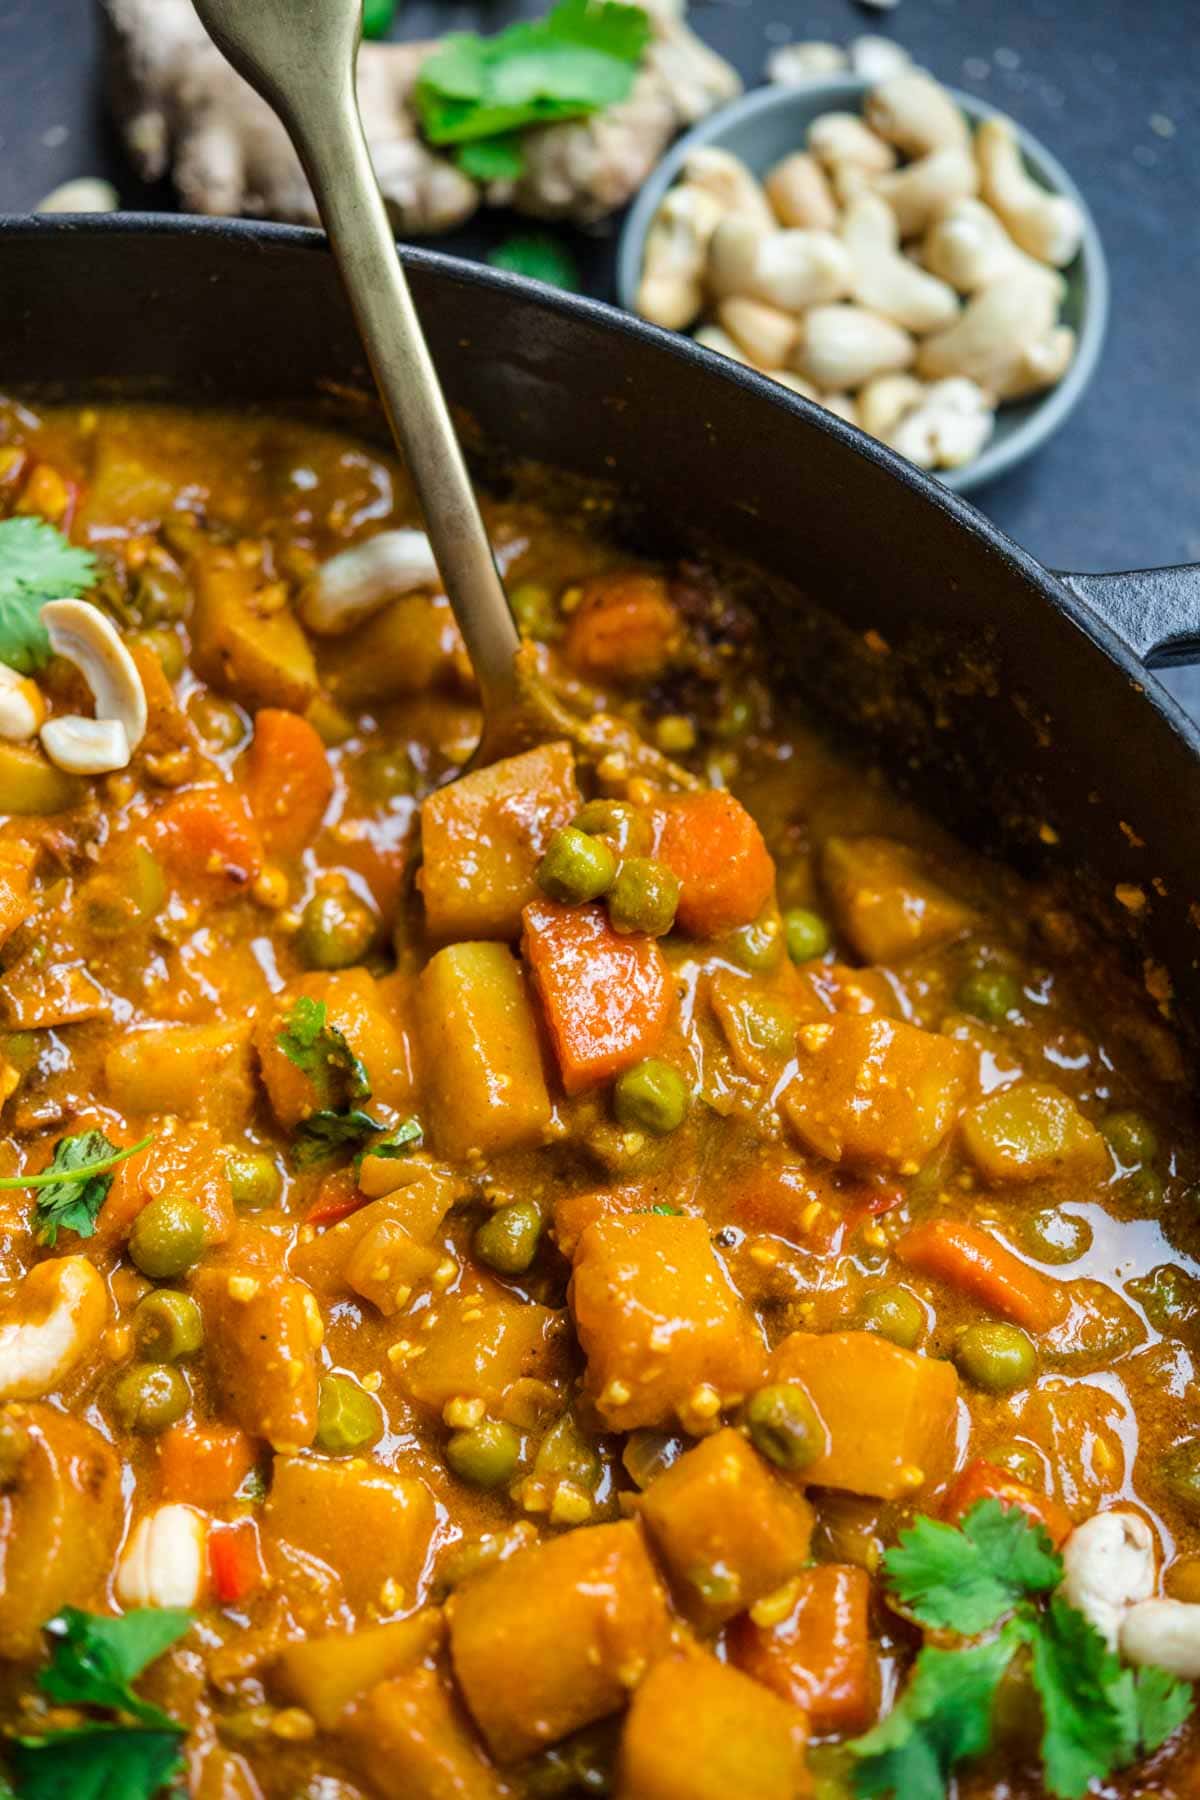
1103,1110,1159,1167
315,1374,383,1456
958,968,1021,1024
1,1032,38,1072
226,1149,282,1212
128,627,185,683
985,1437,1046,1488
653,715,696,755
572,800,653,858
359,744,416,801
861,1285,925,1349
744,1383,826,1472
133,1290,203,1360
1124,1168,1165,1216
112,1362,189,1433
297,890,377,970
606,857,679,936
80,847,165,939
475,1200,543,1276
726,913,784,973
446,1419,520,1489
128,1194,206,1280
133,563,189,624
508,581,558,640
1018,1207,1094,1266
954,1322,1037,1394
783,907,830,964
0,1411,31,1485
536,827,617,905
613,1059,689,1135
189,692,246,750
1163,1439,1200,1523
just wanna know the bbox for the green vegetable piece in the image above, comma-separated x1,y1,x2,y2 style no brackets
358,742,416,800
1126,1263,1200,1337
985,1437,1046,1488
849,1633,1014,1800
1162,1438,1200,1522
489,232,581,291
606,856,679,936
361,0,395,39
885,1498,1060,1636
225,1148,282,1212
0,516,97,674
744,1382,826,1472
0,1129,154,1247
133,1290,203,1360
362,1117,424,1163
783,906,830,964
446,1419,520,1489
955,1322,1037,1394
297,889,377,970
474,1199,544,1275
861,1285,925,1349
39,1605,192,1727
508,581,559,640
958,968,1021,1024
127,1193,206,1279
536,825,617,904
1103,1109,1158,1167
111,1363,190,1434
533,1411,601,1491
1018,1207,1093,1266
573,799,653,857
726,912,784,973
276,995,371,1106
612,1058,689,1135
294,1110,385,1167
8,1728,185,1800
315,1374,383,1456
460,135,526,180
1123,1167,1165,1215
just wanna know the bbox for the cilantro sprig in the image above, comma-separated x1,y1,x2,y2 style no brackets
0,1130,153,1246
488,233,580,291
0,517,97,674
5,1607,192,1800
276,996,383,1164
850,1500,1193,1800
415,0,650,180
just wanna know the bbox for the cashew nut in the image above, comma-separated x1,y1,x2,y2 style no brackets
0,666,45,743
976,116,1084,267
916,270,1073,399
38,598,147,776
1120,1599,1200,1680
1058,1510,1156,1650
765,42,848,86
857,372,927,440
874,146,980,238
865,71,971,158
841,192,960,334
886,378,995,470
0,1257,108,1401
764,153,837,232
770,371,820,401
116,1503,209,1609
37,176,120,213
715,297,797,371
922,197,1066,298
679,147,775,232
817,391,860,428
298,529,441,636
808,113,897,176
792,304,915,390
707,217,851,311
849,37,912,81
693,324,755,368
636,184,725,330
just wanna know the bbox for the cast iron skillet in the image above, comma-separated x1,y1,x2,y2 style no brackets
3,216,1200,1026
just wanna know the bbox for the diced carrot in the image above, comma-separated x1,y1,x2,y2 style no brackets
895,1219,1069,1334
159,1423,256,1507
209,1518,267,1605
152,785,263,891
943,1458,1073,1549
306,1166,366,1227
243,708,333,859
729,1564,875,1734
522,900,673,1093
562,571,680,682
651,789,775,938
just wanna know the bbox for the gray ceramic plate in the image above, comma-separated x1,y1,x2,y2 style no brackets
616,75,1109,494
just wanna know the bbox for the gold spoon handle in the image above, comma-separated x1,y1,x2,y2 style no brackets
191,0,522,726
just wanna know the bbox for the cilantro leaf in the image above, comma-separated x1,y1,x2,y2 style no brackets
1024,1595,1130,1799
415,0,650,155
294,1109,386,1166
276,997,371,1108
362,1117,424,1162
457,136,525,180
850,1634,1014,1800
1110,1661,1193,1762
39,1606,192,1729
0,1131,154,1246
0,516,97,674
488,233,581,290
885,1499,1061,1636
9,1726,184,1800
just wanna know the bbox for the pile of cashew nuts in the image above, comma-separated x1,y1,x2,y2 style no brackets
634,64,1084,473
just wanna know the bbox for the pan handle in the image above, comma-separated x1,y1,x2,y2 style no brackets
1056,565,1200,669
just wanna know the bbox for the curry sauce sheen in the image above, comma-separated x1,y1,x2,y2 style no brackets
1,401,1199,1800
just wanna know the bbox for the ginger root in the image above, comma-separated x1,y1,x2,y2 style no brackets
101,0,739,235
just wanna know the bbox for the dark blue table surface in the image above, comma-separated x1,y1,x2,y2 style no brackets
1,0,1197,694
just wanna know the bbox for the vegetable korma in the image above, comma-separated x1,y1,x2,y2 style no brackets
1,400,1199,1800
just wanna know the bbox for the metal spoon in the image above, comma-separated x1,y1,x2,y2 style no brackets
189,0,696,786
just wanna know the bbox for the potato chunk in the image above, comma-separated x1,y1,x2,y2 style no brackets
274,1611,443,1730
190,543,317,711
450,1520,671,1763
639,1427,813,1626
193,1267,319,1452
293,1195,443,1318
768,1330,958,1500
400,1298,568,1423
570,1215,765,1431
342,1666,507,1800
961,1081,1108,1183
781,1014,969,1172
419,741,580,940
821,835,972,963
255,968,412,1131
105,1020,255,1132
265,1456,435,1615
616,1651,810,1800
416,943,551,1158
